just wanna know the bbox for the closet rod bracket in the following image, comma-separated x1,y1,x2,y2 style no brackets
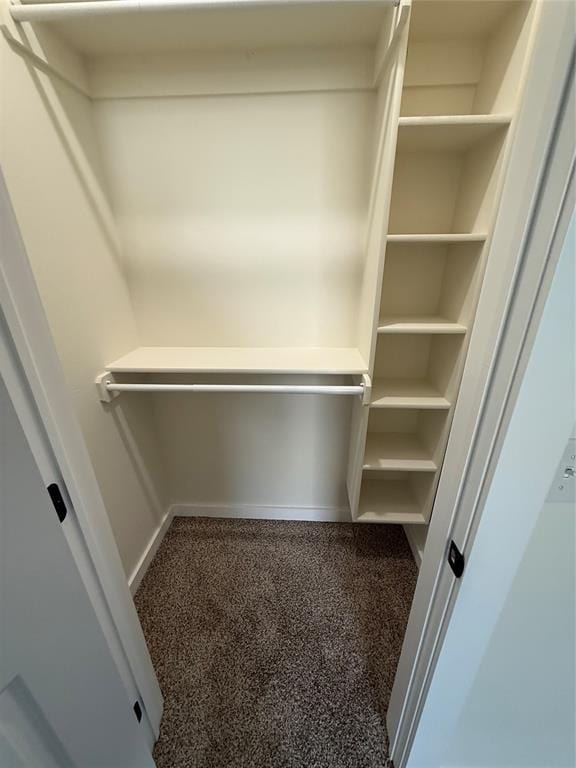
361,373,372,406
95,371,121,403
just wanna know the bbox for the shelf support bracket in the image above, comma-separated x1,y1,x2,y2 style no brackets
362,374,372,406
95,371,120,403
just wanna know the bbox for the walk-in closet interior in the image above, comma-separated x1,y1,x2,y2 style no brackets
1,0,542,761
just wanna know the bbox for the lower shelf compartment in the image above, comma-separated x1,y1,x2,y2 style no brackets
363,432,437,472
355,473,434,525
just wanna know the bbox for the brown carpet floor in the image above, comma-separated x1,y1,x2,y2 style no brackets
135,517,418,768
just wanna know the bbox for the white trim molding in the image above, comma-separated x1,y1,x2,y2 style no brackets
127,503,362,593
403,525,425,569
171,503,351,523
128,507,175,595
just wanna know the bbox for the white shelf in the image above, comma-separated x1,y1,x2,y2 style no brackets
377,316,467,334
371,379,451,410
356,479,427,525
34,2,390,57
363,433,437,472
106,346,368,375
387,233,487,244
397,115,511,152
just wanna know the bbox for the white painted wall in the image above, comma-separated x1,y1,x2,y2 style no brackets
93,90,374,348
407,210,576,768
152,380,351,511
0,28,168,577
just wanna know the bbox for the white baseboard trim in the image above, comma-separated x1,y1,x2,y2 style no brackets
171,503,351,523
128,507,174,595
403,523,427,569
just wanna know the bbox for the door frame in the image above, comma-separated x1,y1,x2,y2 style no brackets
0,168,163,744
387,2,576,764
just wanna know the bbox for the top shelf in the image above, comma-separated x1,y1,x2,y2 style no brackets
16,0,392,57
106,346,368,375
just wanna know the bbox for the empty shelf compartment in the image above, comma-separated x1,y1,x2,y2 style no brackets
374,334,465,406
401,2,533,117
370,379,450,409
363,433,436,472
379,240,483,331
356,473,435,524
363,409,447,472
387,128,508,236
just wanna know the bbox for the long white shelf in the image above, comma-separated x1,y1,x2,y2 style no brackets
363,433,437,472
377,316,467,334
356,479,427,525
397,114,511,152
17,1,391,58
106,346,368,375
370,378,451,410
386,233,487,244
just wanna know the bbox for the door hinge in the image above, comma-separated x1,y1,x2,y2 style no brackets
47,483,67,523
133,700,143,723
448,540,465,578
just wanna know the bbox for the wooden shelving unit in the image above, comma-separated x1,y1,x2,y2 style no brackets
348,0,535,528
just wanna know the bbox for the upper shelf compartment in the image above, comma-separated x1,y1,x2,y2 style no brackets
401,0,535,116
388,123,509,236
13,0,393,57
106,346,368,375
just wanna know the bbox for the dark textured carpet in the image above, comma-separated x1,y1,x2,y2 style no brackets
135,517,418,768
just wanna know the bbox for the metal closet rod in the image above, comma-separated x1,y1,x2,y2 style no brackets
106,382,365,396
10,0,399,23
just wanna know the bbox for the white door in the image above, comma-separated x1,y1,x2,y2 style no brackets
405,211,575,767
0,373,156,768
